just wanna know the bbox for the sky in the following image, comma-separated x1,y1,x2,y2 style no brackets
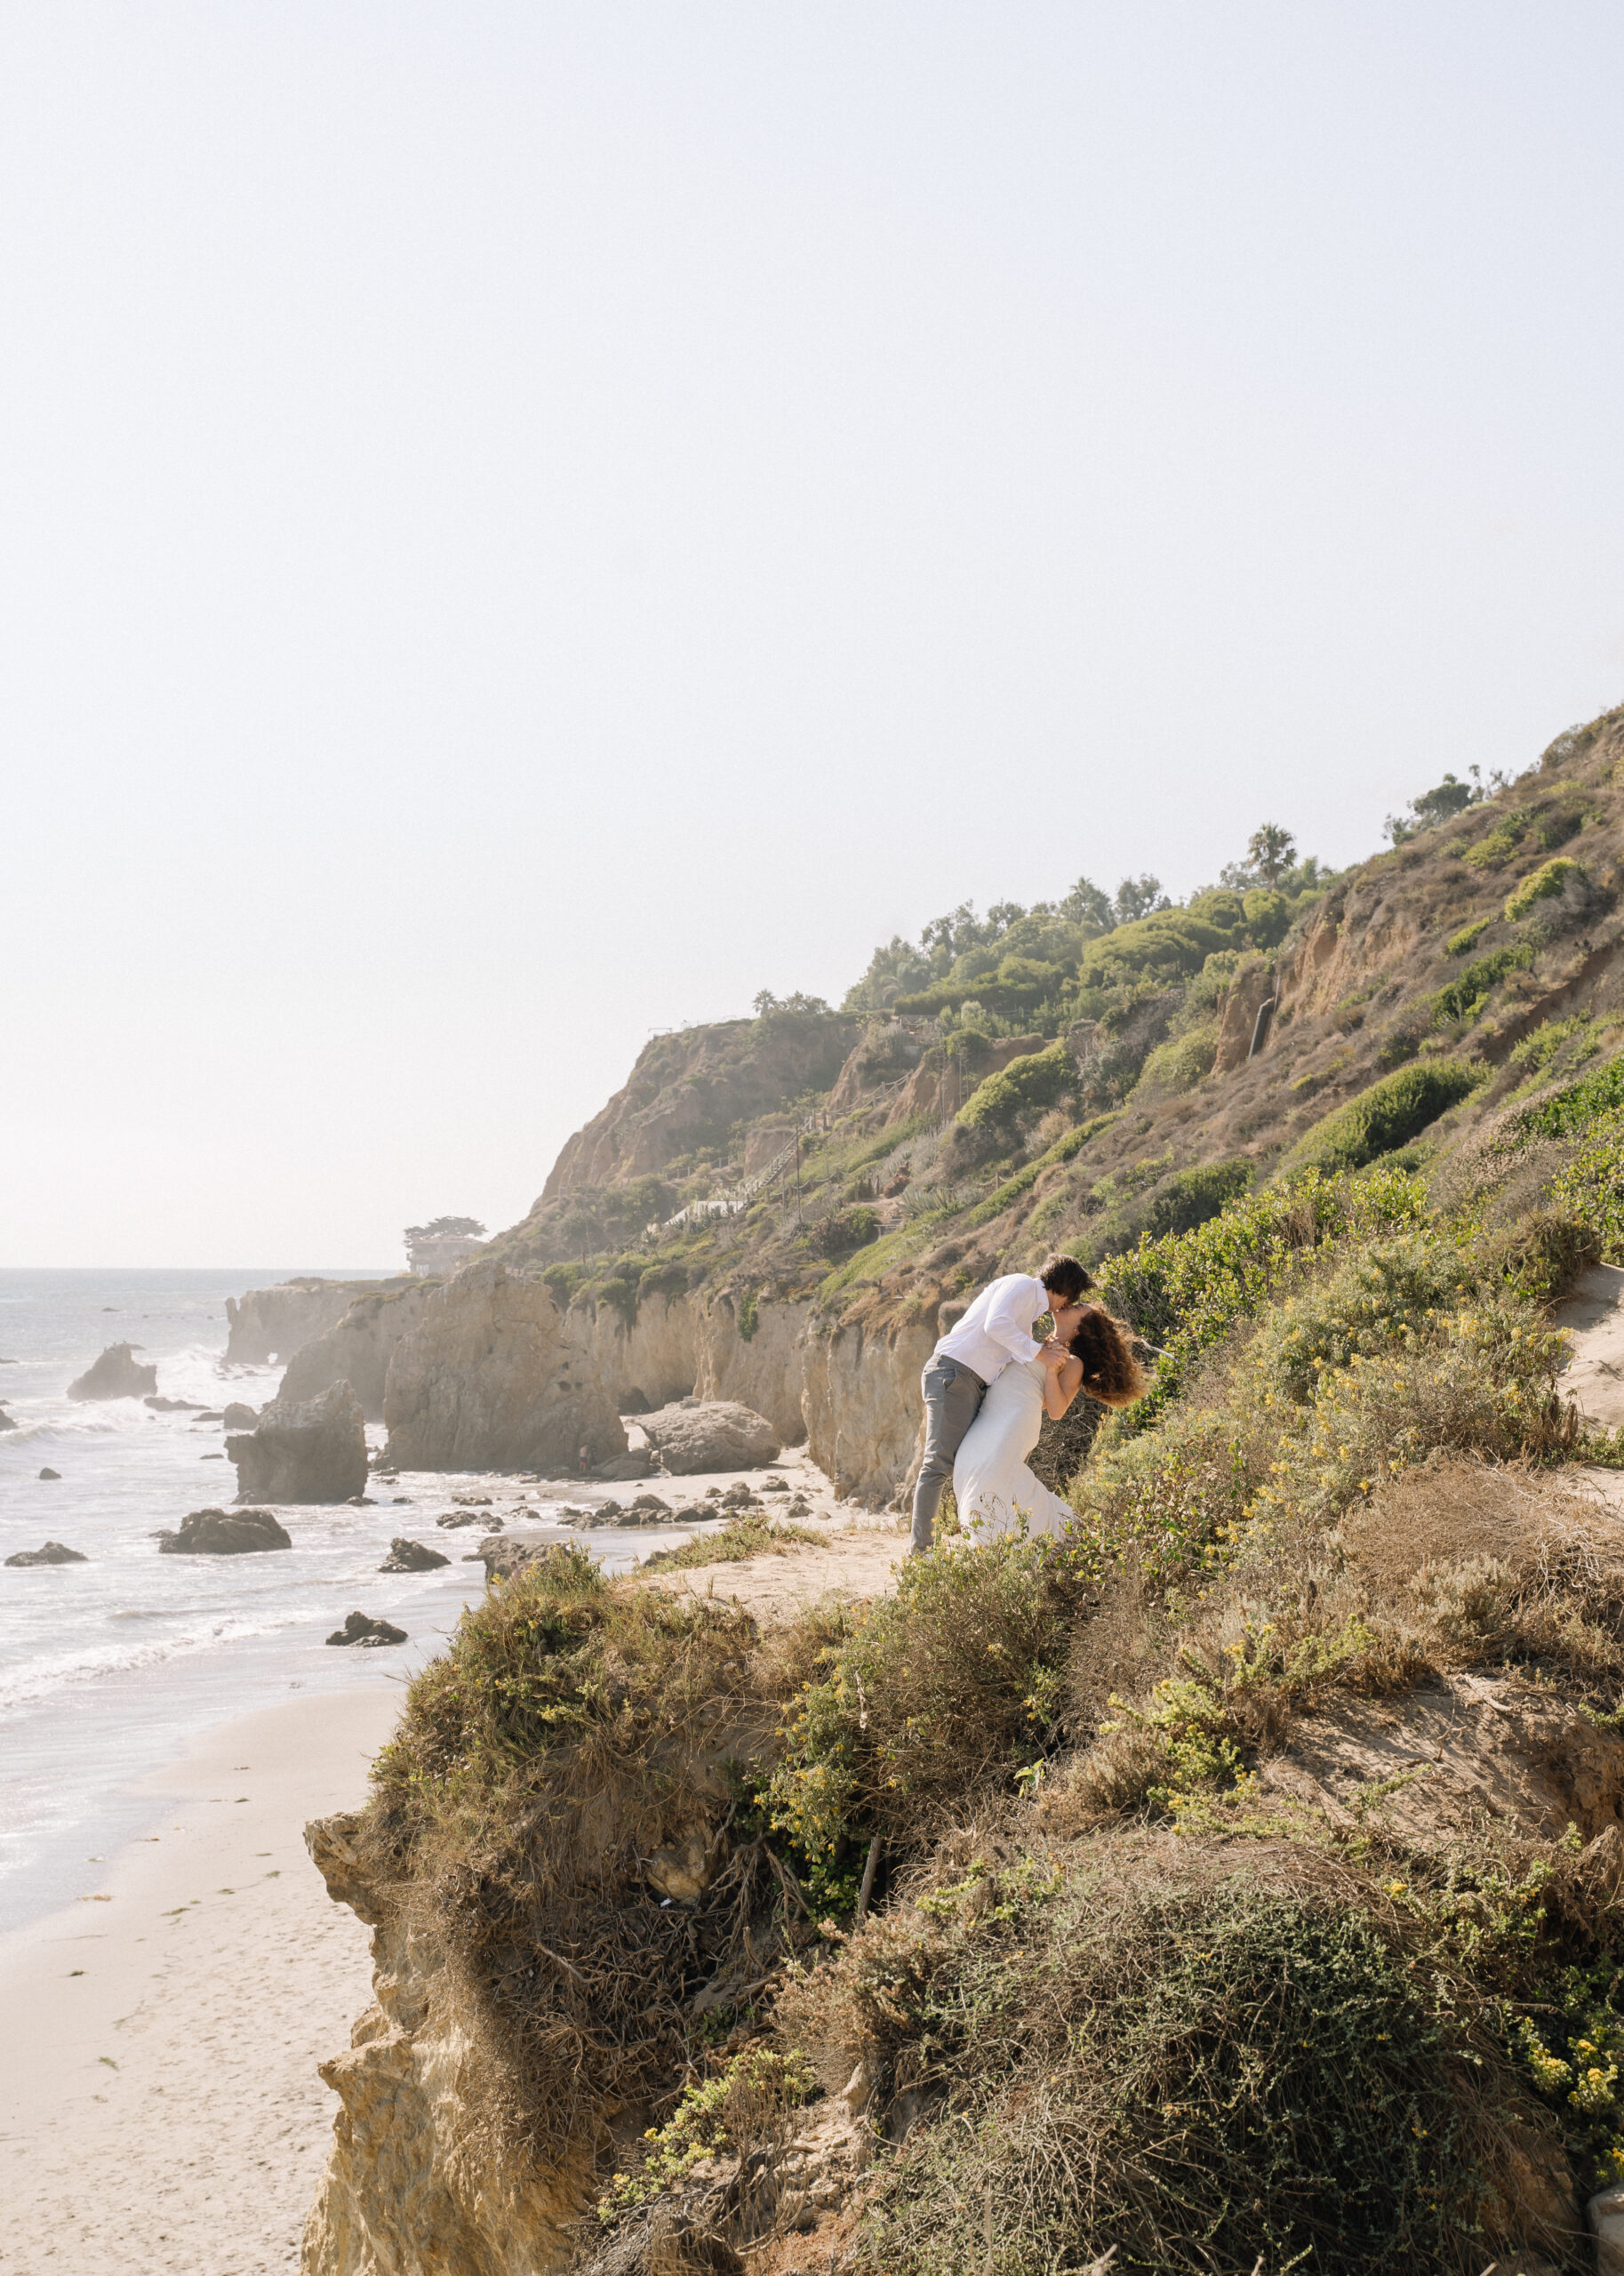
4,2,1624,1268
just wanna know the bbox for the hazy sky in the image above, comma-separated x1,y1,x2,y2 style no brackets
6,4,1624,1268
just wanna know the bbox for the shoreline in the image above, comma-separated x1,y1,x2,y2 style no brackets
0,1686,399,2275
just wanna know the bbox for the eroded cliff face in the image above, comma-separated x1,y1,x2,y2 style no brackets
382,1262,627,1473
563,1289,929,1504
301,1816,591,2276
280,1282,440,1420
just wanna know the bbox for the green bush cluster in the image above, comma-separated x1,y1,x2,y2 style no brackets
1444,915,1492,958
1549,1106,1624,1261
1140,1157,1252,1241
1524,1049,1624,1138
1506,855,1586,923
956,1039,1074,1133
1428,944,1533,1025
763,1535,1086,1898
1284,1058,1483,1176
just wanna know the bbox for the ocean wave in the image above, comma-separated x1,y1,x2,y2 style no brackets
0,1607,308,1717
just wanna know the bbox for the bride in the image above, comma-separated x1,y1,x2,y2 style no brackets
952,1300,1147,1541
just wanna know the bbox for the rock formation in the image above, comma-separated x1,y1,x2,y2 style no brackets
461,1535,582,1582
0,1406,14,1432
228,1382,369,1504
143,1393,205,1413
37,1466,60,1480
4,1541,88,1566
634,1398,781,1474
224,1277,420,1366
538,1009,857,1202
301,1814,593,2273
381,1261,626,1473
67,1342,157,1400
221,1401,260,1430
278,1281,438,1421
157,1507,292,1555
378,1537,450,1572
324,1612,407,1647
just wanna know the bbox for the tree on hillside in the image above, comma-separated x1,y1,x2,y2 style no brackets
1245,823,1296,884
1113,875,1171,925
1384,763,1509,845
1060,875,1115,934
404,1214,486,1241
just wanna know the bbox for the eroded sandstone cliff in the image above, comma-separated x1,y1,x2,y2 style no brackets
280,1281,440,1420
382,1262,627,1473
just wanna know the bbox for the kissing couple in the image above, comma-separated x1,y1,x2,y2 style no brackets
910,1253,1146,1554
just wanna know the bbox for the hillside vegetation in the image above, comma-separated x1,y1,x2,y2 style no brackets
313,700,1624,2273
496,704,1624,1368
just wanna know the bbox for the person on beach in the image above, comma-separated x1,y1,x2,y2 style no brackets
909,1253,1092,1555
951,1298,1147,1542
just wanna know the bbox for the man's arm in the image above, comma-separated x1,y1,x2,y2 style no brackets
983,1274,1048,1366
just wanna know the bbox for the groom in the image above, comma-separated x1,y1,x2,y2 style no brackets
909,1253,1093,1555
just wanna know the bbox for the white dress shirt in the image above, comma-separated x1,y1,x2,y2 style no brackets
932,1272,1048,1384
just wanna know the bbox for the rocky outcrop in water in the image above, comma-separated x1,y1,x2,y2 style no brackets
228,1383,369,1504
67,1342,157,1400
382,1262,627,1474
158,1507,292,1554
325,1612,407,1647
221,1401,260,1430
4,1540,89,1566
279,1282,439,1421
636,1398,780,1474
378,1537,449,1572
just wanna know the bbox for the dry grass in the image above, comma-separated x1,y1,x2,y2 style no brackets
637,1515,824,1571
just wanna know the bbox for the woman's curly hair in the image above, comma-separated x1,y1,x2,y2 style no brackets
1068,1303,1148,1408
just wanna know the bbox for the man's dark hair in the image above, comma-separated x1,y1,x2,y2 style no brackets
1038,1253,1093,1303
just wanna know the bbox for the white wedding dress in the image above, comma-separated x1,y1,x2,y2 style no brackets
952,1357,1076,1541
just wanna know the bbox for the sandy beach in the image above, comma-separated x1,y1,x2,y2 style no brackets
0,1686,400,2276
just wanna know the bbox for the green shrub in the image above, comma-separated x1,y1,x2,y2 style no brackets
811,1204,880,1258
1285,1060,1484,1176
1429,944,1533,1025
1506,856,1585,922
846,1871,1492,2276
541,1260,587,1310
1445,916,1492,958
1509,1013,1593,1076
1141,1157,1252,1241
764,1536,1085,1890
1550,1105,1624,1260
639,1514,822,1571
956,1040,1073,1133
1464,809,1531,871
1524,1050,1624,1138
1242,886,1292,946
736,1286,759,1342
1129,1025,1216,1102
1094,1162,1428,1428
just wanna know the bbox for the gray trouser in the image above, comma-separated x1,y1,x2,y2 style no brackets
910,1357,987,1554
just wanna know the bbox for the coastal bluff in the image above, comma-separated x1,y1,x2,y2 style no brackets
225,1278,422,1367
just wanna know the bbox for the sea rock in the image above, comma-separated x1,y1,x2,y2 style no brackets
634,1399,781,1475
220,1402,260,1431
228,1382,368,1504
0,1408,14,1432
4,1541,89,1567
157,1507,292,1556
38,1468,60,1480
325,1611,407,1647
380,1261,627,1474
67,1342,157,1401
463,1535,582,1583
378,1537,450,1573
436,1508,502,1530
144,1394,204,1413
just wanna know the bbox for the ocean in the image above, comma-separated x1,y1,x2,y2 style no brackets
0,1269,668,1934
